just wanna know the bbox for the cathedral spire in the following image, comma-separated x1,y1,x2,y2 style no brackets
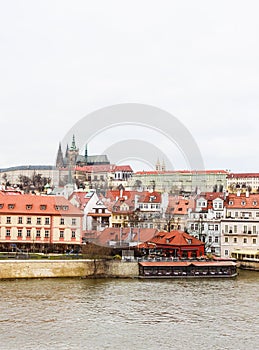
56,142,64,168
70,134,77,150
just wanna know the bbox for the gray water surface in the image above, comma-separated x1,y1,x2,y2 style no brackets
0,270,258,350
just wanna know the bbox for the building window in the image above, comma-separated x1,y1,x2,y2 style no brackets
253,238,257,244
37,217,41,225
17,229,22,237
45,217,50,225
224,250,229,256
6,217,11,224
215,224,219,231
244,238,247,244
6,229,11,236
215,236,219,243
40,205,47,210
44,230,49,238
36,230,41,237
234,225,237,234
26,230,31,237
253,226,256,234
18,217,23,224
26,205,32,210
225,225,228,233
60,218,65,225
256,212,259,217
233,237,237,243
59,231,64,238
8,204,15,209
208,236,212,243
243,226,247,234
71,231,76,238
72,218,76,226
225,237,228,243
27,217,32,224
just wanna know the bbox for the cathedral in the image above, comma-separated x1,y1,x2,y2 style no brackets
56,135,110,169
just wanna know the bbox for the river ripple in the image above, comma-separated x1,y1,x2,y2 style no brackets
0,270,258,350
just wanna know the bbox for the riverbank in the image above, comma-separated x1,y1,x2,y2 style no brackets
0,259,139,279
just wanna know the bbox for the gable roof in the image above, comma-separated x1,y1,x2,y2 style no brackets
150,230,204,247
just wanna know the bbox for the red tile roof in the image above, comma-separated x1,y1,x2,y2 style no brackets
150,230,204,247
166,196,195,215
114,165,133,172
225,193,259,209
75,164,133,173
95,227,157,246
136,191,161,203
0,191,83,216
227,173,259,179
135,170,228,175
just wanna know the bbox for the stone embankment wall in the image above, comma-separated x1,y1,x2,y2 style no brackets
0,260,139,279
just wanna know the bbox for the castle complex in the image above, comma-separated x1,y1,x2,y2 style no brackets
55,135,110,169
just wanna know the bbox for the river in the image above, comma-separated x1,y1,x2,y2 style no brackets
0,270,258,350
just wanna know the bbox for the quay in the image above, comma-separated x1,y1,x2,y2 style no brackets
0,257,238,279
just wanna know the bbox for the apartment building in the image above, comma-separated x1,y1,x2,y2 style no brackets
0,191,83,253
221,192,259,257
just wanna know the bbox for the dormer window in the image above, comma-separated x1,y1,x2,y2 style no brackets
187,239,192,244
62,205,69,211
241,201,246,206
26,205,32,210
0,204,3,209
40,205,47,210
253,201,257,206
8,204,15,209
229,201,233,205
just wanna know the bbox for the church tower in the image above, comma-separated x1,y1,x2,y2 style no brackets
56,142,64,168
161,159,166,171
156,158,161,171
67,134,79,168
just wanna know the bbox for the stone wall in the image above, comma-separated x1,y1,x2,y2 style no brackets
0,259,139,279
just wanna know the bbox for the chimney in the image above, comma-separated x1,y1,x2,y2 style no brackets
246,190,249,198
237,190,241,197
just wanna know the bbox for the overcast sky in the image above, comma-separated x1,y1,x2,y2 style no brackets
0,1,258,172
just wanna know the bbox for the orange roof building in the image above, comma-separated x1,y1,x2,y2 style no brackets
144,230,205,259
0,191,83,253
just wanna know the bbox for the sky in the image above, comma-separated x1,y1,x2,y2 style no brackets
0,1,259,173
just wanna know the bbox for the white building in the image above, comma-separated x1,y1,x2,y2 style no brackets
221,191,259,257
187,193,225,256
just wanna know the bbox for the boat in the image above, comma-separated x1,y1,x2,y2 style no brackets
138,260,237,278
231,250,259,271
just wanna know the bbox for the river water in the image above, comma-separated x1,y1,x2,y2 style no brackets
0,270,258,350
